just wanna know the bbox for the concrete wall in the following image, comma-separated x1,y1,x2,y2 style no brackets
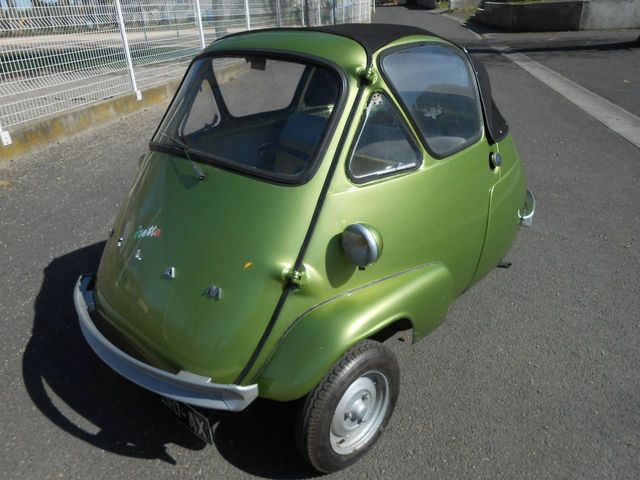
450,0,482,8
475,1,585,31
582,0,640,29
474,0,640,31
417,0,439,8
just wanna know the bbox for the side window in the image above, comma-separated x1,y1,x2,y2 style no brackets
182,79,220,136
382,44,483,158
301,67,339,110
348,93,422,183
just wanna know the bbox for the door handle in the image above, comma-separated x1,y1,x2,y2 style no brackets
489,152,502,170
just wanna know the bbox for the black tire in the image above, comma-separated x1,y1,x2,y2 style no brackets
295,340,400,473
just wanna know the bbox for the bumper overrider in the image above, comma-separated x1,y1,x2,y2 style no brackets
519,189,536,227
74,274,258,411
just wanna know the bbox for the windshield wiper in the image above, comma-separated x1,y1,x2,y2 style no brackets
160,132,207,181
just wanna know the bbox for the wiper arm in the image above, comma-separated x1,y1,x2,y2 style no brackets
160,132,207,181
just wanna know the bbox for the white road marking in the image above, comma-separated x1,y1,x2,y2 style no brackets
495,45,640,150
442,13,484,40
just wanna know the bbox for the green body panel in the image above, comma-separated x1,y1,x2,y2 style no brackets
204,30,367,74
244,62,501,390
471,135,526,283
95,32,368,384
96,152,325,382
257,263,453,401
94,30,527,400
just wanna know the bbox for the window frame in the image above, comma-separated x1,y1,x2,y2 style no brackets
346,91,423,185
149,49,348,186
378,41,485,160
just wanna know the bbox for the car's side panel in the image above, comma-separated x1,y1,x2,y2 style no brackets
471,136,526,283
255,262,453,401
240,80,496,391
235,43,515,392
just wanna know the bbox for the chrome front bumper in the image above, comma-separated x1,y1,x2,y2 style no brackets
519,189,536,227
74,275,258,411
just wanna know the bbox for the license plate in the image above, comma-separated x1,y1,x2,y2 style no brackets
160,396,214,444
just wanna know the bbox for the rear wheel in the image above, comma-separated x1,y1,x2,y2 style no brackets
296,340,400,473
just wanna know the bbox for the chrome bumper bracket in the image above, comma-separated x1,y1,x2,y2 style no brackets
519,189,536,227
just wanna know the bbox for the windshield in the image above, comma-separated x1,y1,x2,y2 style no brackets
152,54,341,181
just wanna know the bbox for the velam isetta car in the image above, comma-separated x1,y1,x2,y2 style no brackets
74,24,535,472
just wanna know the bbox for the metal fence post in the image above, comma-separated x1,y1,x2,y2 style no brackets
114,0,142,100
300,0,306,26
193,0,206,49
332,0,336,24
276,0,282,26
244,0,251,30
317,0,321,25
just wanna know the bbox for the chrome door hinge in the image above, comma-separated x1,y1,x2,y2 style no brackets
284,265,307,288
358,66,378,85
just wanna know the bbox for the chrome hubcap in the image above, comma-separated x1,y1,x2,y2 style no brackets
329,370,390,454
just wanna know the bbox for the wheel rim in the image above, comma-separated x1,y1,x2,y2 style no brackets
329,370,390,455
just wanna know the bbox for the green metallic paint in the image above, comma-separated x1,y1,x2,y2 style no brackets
471,136,526,283
203,30,367,75
243,83,499,390
94,30,528,402
97,151,335,383
96,33,367,384
256,262,452,401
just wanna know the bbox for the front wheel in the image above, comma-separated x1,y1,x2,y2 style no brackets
296,340,400,473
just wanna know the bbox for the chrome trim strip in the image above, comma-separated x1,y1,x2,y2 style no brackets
519,189,535,227
74,275,258,411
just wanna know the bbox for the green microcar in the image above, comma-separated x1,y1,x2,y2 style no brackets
74,24,535,472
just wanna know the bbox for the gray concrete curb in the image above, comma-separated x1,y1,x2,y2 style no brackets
0,79,181,165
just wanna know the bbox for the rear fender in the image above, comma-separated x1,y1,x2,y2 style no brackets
254,262,453,401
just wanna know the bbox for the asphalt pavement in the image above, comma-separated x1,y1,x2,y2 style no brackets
1,7,639,480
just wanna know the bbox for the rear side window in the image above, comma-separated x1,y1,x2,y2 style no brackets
382,44,483,158
348,93,422,183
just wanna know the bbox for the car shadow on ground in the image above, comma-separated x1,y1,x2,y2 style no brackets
211,399,317,478
22,242,317,478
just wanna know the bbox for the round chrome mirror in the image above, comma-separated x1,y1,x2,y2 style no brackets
341,223,383,269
